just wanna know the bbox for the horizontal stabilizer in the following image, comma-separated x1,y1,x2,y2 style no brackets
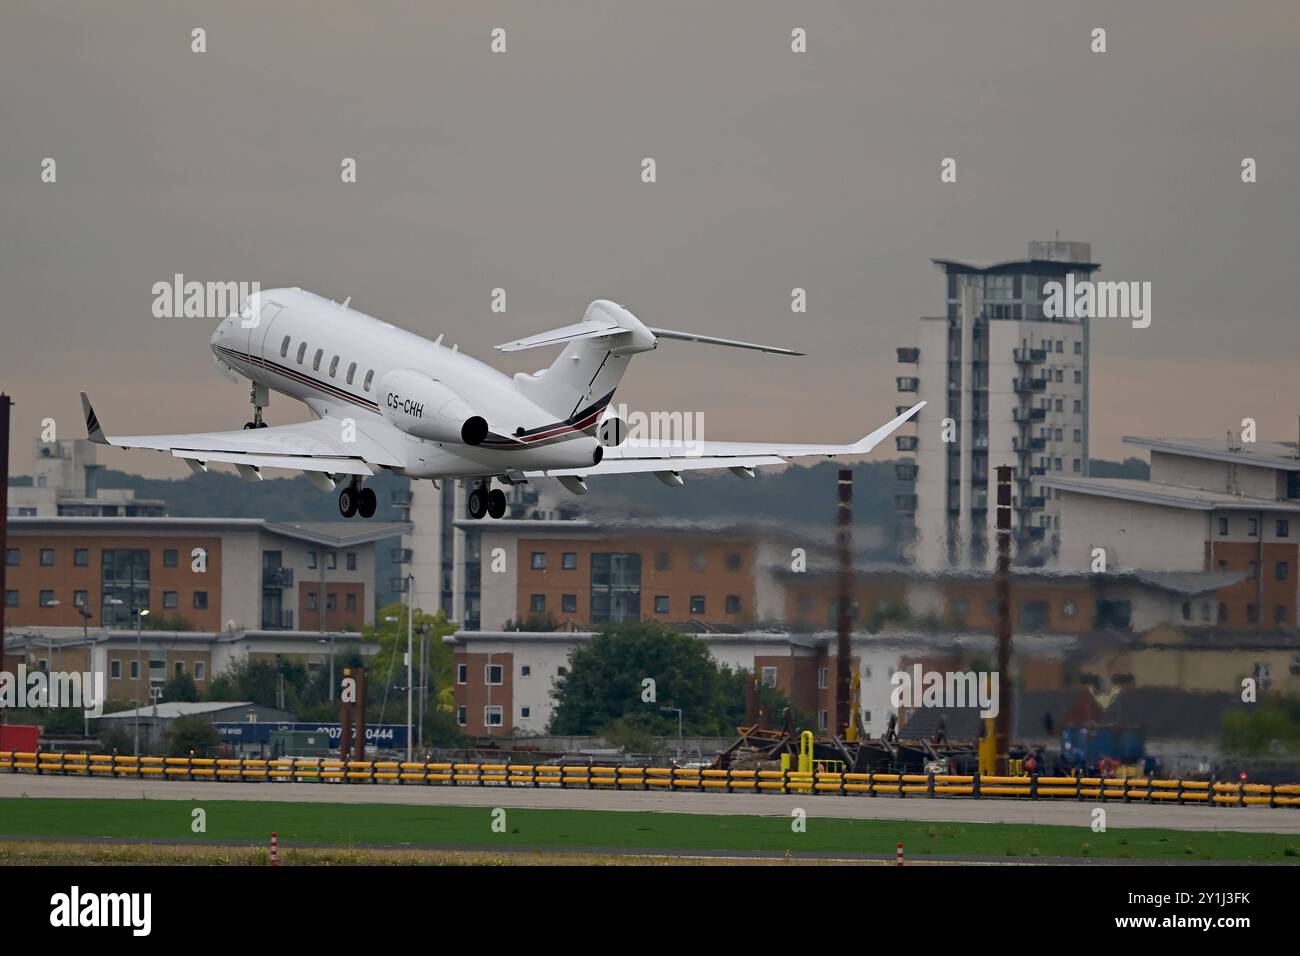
496,318,623,352
647,327,803,356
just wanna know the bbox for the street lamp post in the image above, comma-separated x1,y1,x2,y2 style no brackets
134,607,149,756
405,574,414,762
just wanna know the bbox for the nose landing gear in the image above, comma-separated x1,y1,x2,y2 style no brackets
339,479,377,518
242,382,269,430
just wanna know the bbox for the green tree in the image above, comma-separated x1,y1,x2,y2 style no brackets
206,659,282,708
165,713,221,756
360,604,459,739
548,621,755,737
1222,695,1300,756
162,671,199,703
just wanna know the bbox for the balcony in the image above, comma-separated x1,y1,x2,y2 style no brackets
262,567,294,588
1013,347,1047,364
391,548,413,563
1012,406,1046,423
262,609,295,630
1029,465,1048,477
1013,377,1048,394
1026,526,1046,541
896,347,920,363
1012,436,1047,453
896,376,919,393
894,494,918,513
895,435,918,452
1023,496,1047,509
894,462,918,481
391,577,411,594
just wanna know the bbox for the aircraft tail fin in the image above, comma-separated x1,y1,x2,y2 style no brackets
80,392,107,444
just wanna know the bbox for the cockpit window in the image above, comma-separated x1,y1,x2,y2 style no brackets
363,369,374,392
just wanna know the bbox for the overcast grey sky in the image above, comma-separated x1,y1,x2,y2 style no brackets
2,1,1297,478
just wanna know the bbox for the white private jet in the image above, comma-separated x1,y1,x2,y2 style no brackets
81,288,924,519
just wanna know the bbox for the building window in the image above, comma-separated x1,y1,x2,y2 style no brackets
326,593,336,611
590,553,642,624
162,548,177,568
530,552,547,570
174,662,185,677
40,590,57,607
110,659,121,679
457,664,467,684
1276,562,1289,581
130,660,140,680
690,552,707,571
163,591,178,609
689,595,706,615
1248,517,1259,537
1054,457,1063,471
530,594,546,613
725,595,741,613
485,664,503,685
818,667,828,689
521,706,531,719
1073,459,1081,473
562,552,577,570
307,551,317,569
818,710,828,731
1073,400,1082,413
5,591,18,608
1019,600,1050,629
1073,341,1082,354
1201,603,1211,622
1095,599,1132,630
345,593,357,612
4,548,18,566
521,665,531,678
726,552,742,570
194,662,205,681
327,552,337,570
761,666,778,687
40,548,55,566
1055,399,1063,412
1073,429,1082,442
74,548,88,567
306,592,317,611
484,705,503,727
73,590,87,607
1278,520,1290,538
561,594,577,613
654,551,671,571
1218,603,1228,624
1247,604,1259,624
345,552,356,570
1182,602,1191,621
1073,370,1082,383
1275,606,1288,626
457,705,467,726
654,595,670,614
193,591,208,610
1054,369,1063,382
1053,428,1063,441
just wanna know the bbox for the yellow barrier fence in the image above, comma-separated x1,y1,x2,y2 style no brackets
2,750,1297,808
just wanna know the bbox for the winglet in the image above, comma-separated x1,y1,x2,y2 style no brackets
851,400,925,454
80,392,107,444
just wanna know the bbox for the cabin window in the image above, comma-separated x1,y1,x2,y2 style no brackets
280,336,291,358
296,342,307,364
313,348,323,371
363,369,374,392
346,362,356,384
329,355,339,377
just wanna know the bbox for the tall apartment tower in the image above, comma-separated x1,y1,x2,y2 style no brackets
895,240,1099,569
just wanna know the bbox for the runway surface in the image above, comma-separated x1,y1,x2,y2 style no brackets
4,773,1298,833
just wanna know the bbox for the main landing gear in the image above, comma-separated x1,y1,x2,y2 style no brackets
339,479,377,519
467,482,507,520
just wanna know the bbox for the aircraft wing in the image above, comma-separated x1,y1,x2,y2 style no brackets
522,401,924,481
80,392,398,479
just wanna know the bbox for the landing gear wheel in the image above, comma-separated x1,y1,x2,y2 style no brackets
339,486,359,518
467,487,488,520
487,488,507,519
357,487,377,518
243,422,256,430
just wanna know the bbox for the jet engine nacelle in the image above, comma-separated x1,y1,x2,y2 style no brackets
379,368,488,445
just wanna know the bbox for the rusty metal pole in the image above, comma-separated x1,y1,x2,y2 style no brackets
835,468,853,736
353,666,367,760
0,394,10,716
994,464,1014,774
